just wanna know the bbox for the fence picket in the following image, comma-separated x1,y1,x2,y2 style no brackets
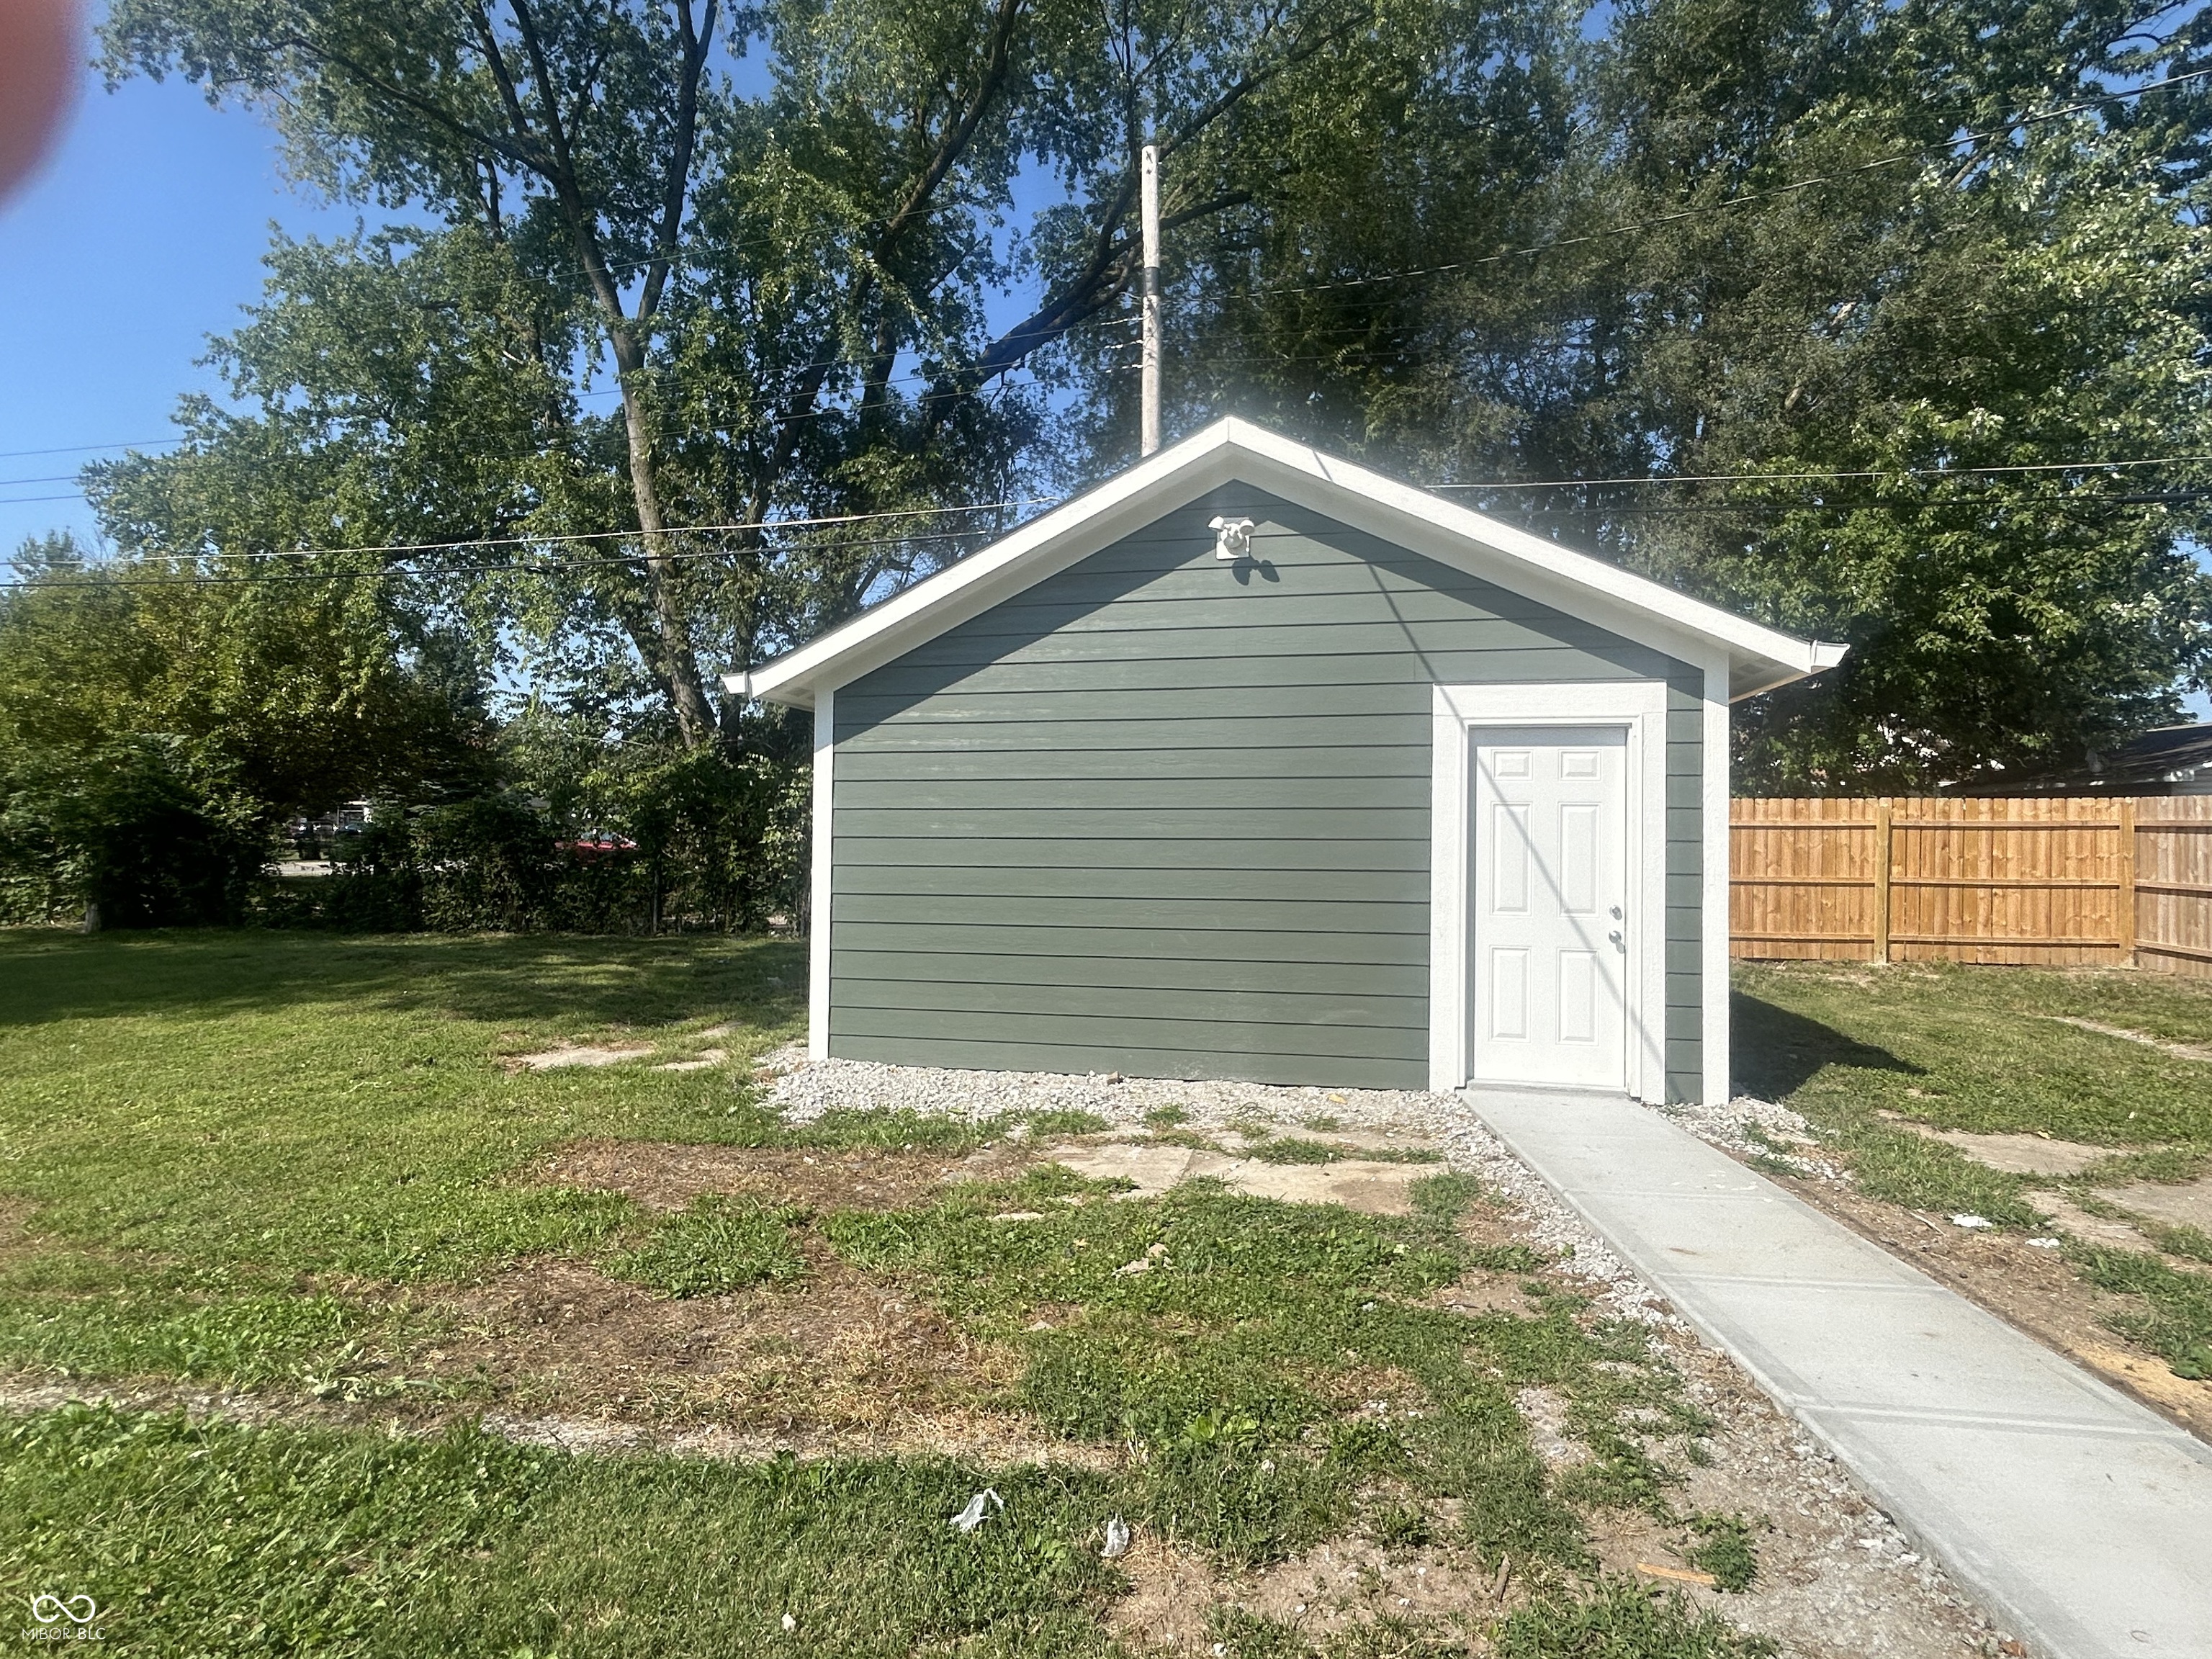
1730,795,2212,977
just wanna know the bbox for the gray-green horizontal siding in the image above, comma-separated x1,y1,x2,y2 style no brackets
831,486,1704,1094
1664,683,1703,1097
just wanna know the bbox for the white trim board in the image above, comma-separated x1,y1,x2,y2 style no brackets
1700,660,1732,1105
1429,681,1673,1100
808,688,834,1061
724,418,1845,709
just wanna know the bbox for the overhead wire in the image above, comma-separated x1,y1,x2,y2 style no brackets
10,70,2210,543
10,471,2209,590
18,64,2197,491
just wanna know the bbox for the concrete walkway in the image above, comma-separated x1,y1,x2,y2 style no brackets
1464,1087,2212,1659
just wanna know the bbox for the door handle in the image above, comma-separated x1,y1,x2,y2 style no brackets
1607,929,1624,950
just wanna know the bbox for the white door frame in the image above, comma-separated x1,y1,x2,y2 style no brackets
808,687,835,1060
1429,681,1671,1099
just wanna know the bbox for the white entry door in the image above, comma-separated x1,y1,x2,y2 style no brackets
1468,727,1629,1089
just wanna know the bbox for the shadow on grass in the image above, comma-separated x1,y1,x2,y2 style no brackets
0,928,806,1033
1732,989,1922,1098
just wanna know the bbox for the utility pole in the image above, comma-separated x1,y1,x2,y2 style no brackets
1139,142,1161,457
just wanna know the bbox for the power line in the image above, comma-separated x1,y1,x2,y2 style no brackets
9,495,1053,570
0,349,1088,497
0,439,185,462
10,480,2205,591
14,446,2212,567
4,518,1017,589
1430,455,2212,489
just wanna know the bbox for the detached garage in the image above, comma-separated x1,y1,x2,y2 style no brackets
726,420,1841,1104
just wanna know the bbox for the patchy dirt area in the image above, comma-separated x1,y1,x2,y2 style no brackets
752,1060,2020,1657
2,1062,2031,1655
1102,1321,2002,1659
413,1250,1109,1462
1043,1140,1434,1215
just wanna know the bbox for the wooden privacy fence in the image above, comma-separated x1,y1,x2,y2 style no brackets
1730,796,2212,975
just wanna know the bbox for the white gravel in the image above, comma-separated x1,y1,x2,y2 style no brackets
1662,1094,1854,1184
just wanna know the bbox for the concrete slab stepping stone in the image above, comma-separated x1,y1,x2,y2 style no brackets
1922,1129,2110,1177
2100,1177,2212,1234
2024,1190,2154,1250
1233,1160,1431,1215
1043,1143,1243,1195
512,1043,655,1071
2043,1015,2212,1063
1041,1142,1429,1216
655,1048,729,1072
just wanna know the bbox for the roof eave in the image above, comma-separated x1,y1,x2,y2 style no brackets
719,418,1845,709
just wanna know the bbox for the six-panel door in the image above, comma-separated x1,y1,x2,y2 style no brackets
1468,727,1629,1089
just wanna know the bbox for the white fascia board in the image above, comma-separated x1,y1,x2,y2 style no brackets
1212,422,1838,700
723,416,1845,706
724,424,1244,707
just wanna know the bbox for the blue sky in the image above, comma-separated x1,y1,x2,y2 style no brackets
0,67,359,553
4,48,2207,720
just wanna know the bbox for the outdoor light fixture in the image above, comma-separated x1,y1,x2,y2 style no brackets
1210,515,1255,560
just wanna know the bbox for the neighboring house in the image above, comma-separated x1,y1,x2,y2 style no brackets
1957,724,2212,797
727,421,1840,1102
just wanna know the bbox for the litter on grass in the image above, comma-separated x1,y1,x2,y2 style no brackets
2028,1236,2062,1249
1951,1214,1995,1230
950,1488,1004,1533
1102,1516,1132,1560
1637,1561,1719,1587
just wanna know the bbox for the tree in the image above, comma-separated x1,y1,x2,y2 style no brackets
90,0,2212,787
1151,0,2212,786
95,0,1527,743
0,533,488,924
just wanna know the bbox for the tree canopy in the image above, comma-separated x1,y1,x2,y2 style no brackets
58,0,2212,791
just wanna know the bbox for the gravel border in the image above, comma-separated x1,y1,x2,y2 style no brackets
1660,1094,1855,1186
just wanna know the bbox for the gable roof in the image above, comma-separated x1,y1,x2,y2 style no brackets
724,417,1845,708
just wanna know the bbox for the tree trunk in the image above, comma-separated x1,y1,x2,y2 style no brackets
611,363,720,748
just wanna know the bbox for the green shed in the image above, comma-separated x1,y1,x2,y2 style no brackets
727,420,1841,1103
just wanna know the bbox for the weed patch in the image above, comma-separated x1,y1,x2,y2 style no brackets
1241,1137,1444,1166
1491,1581,1778,1657
1684,1512,1759,1592
819,1174,1699,1573
2068,1243,2212,1377
606,1196,808,1297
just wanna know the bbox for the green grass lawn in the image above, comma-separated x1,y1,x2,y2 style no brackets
0,929,811,1388
1734,960,2212,1374
0,930,1771,1658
